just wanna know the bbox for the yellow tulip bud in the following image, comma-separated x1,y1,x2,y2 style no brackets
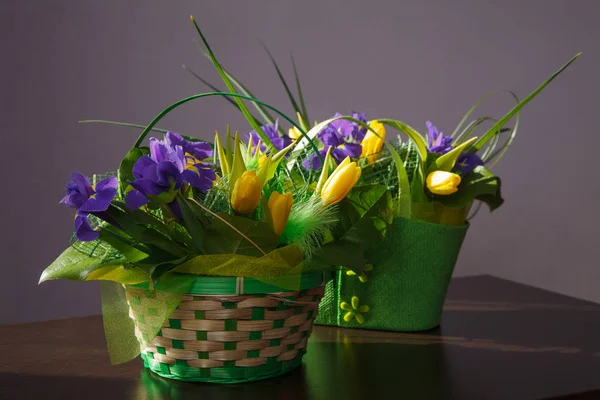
360,121,386,166
426,171,461,195
268,192,294,236
321,157,362,206
231,170,262,214
288,126,302,140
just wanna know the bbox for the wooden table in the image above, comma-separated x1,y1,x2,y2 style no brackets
2,275,600,399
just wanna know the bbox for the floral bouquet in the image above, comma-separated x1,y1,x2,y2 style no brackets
176,21,579,331
39,17,393,383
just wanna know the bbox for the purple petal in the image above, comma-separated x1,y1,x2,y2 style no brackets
185,141,213,160
75,214,99,242
95,176,117,193
302,148,329,171
165,131,185,148
71,172,94,197
455,153,484,174
132,155,156,179
79,186,116,213
59,193,87,209
149,137,169,163
182,162,216,192
337,143,362,159
125,190,150,210
318,126,344,147
129,178,165,196
156,161,182,189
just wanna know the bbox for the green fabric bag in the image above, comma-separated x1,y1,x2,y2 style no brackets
314,217,468,331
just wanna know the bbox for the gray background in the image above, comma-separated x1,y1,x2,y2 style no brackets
1,1,598,324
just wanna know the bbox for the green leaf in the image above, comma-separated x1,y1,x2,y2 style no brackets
384,143,411,218
85,264,149,284
469,53,580,153
439,166,504,211
175,196,207,252
229,132,247,194
428,136,478,174
39,246,123,284
318,184,392,270
377,119,428,163
204,213,279,257
118,147,149,198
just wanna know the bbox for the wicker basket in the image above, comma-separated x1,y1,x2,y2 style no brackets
125,272,325,383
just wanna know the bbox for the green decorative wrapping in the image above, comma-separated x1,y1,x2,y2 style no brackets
314,217,468,331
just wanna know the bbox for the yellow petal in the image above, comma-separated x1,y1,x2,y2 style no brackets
363,264,373,272
231,170,262,214
358,273,368,283
343,312,354,322
426,171,461,195
358,305,370,313
321,158,362,206
340,301,352,311
351,296,360,309
346,270,357,276
355,313,365,324
268,191,293,236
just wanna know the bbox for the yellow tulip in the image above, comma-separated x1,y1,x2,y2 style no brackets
268,192,294,236
288,127,302,140
360,121,386,166
231,170,262,214
426,171,461,195
321,157,362,206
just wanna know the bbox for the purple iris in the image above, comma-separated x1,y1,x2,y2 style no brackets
60,172,117,242
165,131,212,160
427,121,453,154
125,134,216,210
245,120,292,153
302,112,366,170
455,153,484,175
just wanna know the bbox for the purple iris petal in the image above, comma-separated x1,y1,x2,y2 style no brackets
244,120,290,152
75,214,100,242
132,155,156,179
166,131,213,160
455,153,484,175
94,176,117,193
349,111,368,142
427,121,453,154
59,192,88,209
335,143,362,160
71,172,95,197
129,178,166,196
182,163,216,193
155,161,182,189
302,148,329,170
318,125,344,147
79,177,118,213
125,189,150,210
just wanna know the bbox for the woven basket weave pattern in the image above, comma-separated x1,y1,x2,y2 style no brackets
126,284,324,382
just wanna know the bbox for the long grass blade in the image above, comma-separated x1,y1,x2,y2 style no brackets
190,16,274,151
259,41,305,125
79,120,170,133
132,92,307,150
470,53,580,153
384,143,411,218
290,53,310,127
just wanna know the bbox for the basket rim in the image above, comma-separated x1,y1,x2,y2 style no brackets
128,271,325,295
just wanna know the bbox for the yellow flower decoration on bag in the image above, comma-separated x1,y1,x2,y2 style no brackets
340,296,370,324
346,264,374,283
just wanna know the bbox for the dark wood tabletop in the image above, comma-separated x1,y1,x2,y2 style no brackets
2,275,600,400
